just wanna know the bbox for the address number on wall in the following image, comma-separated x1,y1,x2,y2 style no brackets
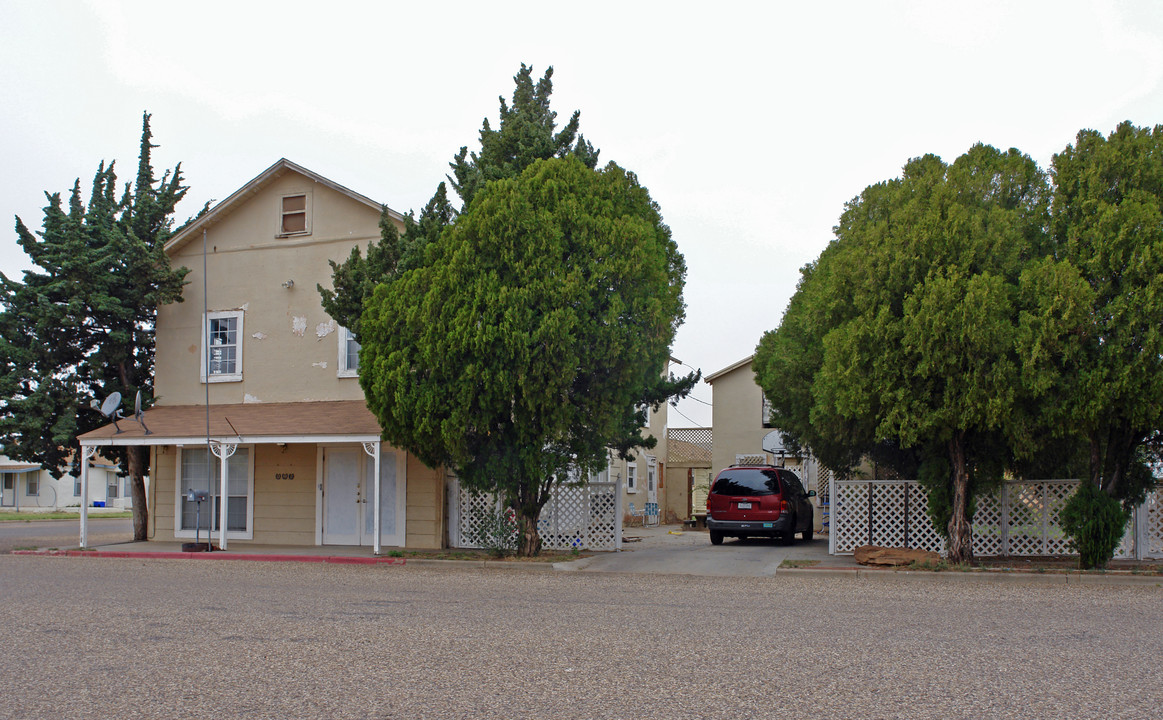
275,473,295,480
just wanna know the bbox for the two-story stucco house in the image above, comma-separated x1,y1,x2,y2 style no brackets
79,159,442,552
705,354,823,530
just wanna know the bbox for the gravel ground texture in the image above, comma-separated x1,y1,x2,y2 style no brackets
2,555,1160,720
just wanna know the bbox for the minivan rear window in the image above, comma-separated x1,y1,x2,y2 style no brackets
711,468,781,497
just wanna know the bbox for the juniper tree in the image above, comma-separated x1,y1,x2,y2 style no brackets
0,113,188,540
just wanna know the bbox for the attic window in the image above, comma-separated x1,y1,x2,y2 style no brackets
280,193,310,236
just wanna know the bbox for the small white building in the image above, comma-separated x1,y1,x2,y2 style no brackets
0,454,133,511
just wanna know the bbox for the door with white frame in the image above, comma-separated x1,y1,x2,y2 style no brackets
646,455,658,505
321,446,405,546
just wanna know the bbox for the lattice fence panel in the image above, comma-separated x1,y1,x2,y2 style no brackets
831,479,1163,559
972,491,1004,556
1006,483,1046,555
1042,482,1075,555
736,453,767,466
906,485,946,554
456,481,618,552
831,482,869,553
667,427,712,465
1145,490,1163,558
815,465,833,503
455,487,513,549
870,484,907,548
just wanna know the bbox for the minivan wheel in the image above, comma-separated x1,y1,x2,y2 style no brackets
710,531,724,545
781,529,795,545
801,526,813,541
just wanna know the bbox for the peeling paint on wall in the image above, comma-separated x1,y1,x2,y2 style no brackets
252,332,267,340
240,303,250,311
244,393,262,404
315,319,336,340
311,361,328,369
292,316,307,337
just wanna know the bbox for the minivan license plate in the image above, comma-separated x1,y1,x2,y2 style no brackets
738,502,752,509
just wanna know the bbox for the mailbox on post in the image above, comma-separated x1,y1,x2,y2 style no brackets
182,490,212,552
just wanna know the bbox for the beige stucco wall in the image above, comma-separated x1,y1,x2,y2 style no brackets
405,455,444,549
151,446,176,539
708,359,770,478
155,171,399,406
252,443,316,544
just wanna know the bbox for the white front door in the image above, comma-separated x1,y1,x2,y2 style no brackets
322,446,405,547
323,448,362,545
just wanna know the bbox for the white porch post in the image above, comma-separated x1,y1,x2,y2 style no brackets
362,441,382,555
210,442,237,551
828,465,836,556
614,451,623,551
79,445,96,548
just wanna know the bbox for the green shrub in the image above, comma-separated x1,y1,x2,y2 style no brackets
1061,481,1129,569
468,500,518,558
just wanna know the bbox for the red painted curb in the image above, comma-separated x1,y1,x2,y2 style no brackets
10,549,407,565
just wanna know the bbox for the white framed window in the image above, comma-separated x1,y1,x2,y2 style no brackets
26,472,38,497
627,462,638,493
74,476,82,496
337,326,360,378
278,192,311,236
201,311,244,383
174,446,254,540
762,394,775,428
107,476,119,499
646,456,657,493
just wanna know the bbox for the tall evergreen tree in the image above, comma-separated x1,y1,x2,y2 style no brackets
0,113,188,541
321,63,696,464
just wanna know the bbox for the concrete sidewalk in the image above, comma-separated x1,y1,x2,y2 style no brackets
12,523,1163,586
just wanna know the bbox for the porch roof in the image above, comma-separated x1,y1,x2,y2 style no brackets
77,400,383,447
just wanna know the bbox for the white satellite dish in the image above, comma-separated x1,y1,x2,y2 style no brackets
97,392,122,418
134,390,152,435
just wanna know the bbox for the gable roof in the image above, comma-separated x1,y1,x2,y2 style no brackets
704,355,755,384
165,158,405,256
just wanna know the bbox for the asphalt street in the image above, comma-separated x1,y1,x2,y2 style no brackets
2,555,1160,719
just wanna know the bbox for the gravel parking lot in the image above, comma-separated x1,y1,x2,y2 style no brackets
2,555,1160,719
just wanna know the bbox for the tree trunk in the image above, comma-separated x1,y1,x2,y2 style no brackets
515,509,542,557
126,445,149,542
945,433,974,564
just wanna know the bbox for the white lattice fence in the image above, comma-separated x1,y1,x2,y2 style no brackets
832,479,1162,559
453,480,619,551
1148,492,1163,557
538,481,618,551
832,482,944,553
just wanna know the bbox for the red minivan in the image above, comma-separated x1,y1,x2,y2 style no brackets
705,465,816,545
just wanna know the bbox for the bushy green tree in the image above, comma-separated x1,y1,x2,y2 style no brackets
324,65,697,553
360,157,687,555
1026,122,1163,506
0,114,188,540
756,145,1050,563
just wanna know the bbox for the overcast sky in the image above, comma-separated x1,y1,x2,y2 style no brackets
3,0,1162,427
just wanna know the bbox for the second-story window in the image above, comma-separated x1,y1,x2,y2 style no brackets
202,311,244,383
279,193,310,236
337,326,360,378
